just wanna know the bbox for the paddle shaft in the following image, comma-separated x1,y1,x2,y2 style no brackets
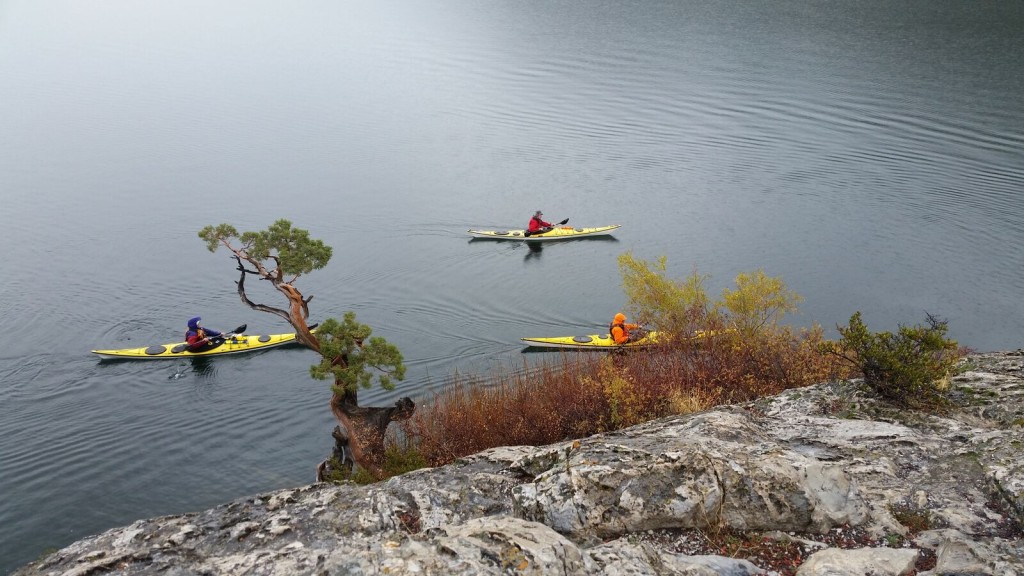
198,324,246,346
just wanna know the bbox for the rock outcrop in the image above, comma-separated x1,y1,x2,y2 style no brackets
15,352,1024,575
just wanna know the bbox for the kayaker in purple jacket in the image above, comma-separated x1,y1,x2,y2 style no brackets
185,316,223,351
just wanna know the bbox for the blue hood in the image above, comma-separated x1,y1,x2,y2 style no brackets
188,317,201,330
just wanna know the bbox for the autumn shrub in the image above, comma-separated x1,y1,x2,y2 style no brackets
617,254,850,397
381,259,855,480
825,311,961,410
591,356,662,429
667,387,717,415
390,325,848,479
721,325,854,402
399,355,610,467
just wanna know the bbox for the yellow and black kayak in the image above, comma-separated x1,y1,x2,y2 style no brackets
92,328,310,360
521,331,659,350
468,224,620,241
520,329,727,350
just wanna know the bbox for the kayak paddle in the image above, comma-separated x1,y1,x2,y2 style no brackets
208,324,247,345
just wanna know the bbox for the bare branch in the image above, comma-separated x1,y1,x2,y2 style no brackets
233,255,291,324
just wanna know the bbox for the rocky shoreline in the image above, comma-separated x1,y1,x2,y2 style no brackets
15,351,1023,575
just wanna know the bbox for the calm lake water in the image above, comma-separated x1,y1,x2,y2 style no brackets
1,0,1022,571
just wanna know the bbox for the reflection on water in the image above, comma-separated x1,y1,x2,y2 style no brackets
188,357,218,379
525,243,543,261
1,0,1022,572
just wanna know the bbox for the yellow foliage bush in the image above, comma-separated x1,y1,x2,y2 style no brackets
386,256,853,484
719,269,803,338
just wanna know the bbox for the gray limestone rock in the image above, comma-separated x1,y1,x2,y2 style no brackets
795,547,918,575
13,352,1024,575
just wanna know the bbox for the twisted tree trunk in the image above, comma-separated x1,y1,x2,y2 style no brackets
318,389,415,480
229,255,415,478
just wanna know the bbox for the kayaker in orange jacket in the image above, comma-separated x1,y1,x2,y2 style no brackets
610,313,641,344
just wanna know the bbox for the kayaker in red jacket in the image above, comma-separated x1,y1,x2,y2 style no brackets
528,210,552,233
185,316,224,351
610,313,642,345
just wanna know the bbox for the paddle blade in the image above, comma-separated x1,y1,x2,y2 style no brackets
231,324,247,335
558,218,569,225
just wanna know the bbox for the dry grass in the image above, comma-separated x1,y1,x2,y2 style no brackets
395,326,853,470
641,524,938,575
399,355,608,467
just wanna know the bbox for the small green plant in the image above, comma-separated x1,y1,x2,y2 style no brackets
320,444,428,485
890,503,932,534
318,456,374,484
825,312,960,410
957,359,979,373
35,548,58,563
379,443,429,477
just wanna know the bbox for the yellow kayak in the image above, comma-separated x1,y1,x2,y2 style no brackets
92,330,308,360
520,329,726,350
468,224,620,241
521,331,659,350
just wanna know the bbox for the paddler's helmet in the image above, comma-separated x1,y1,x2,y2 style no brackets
614,313,626,324
188,316,202,330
